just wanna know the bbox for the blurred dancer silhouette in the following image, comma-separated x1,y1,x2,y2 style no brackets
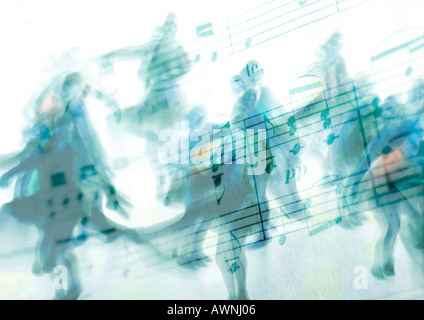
0,72,131,299
102,13,193,200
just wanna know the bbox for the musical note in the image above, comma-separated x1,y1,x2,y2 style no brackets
289,143,303,155
287,115,297,136
324,133,340,145
228,262,240,273
212,173,225,205
278,208,288,246
228,230,241,273
371,97,383,119
279,234,287,246
320,109,331,129
265,161,276,174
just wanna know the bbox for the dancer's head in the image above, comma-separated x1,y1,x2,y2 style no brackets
60,73,85,103
162,13,178,39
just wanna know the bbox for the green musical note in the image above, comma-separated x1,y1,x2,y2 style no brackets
279,208,288,246
287,115,297,136
290,143,303,155
228,230,242,272
372,97,383,119
279,234,287,246
321,109,331,129
381,145,393,155
324,133,340,145
212,173,225,205
227,262,240,273
265,161,276,174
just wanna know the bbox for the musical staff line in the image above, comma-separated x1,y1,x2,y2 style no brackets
1,153,411,262
116,0,370,86
114,51,423,181
187,0,371,79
